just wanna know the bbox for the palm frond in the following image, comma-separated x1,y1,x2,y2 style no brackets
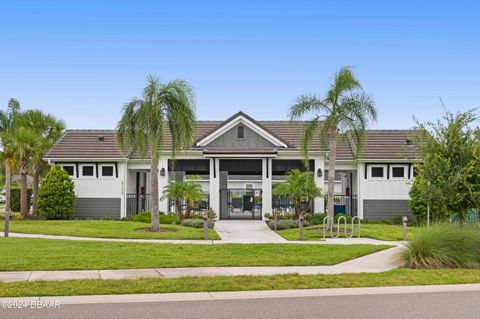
288,95,327,120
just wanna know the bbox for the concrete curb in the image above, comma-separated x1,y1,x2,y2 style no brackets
2,284,480,305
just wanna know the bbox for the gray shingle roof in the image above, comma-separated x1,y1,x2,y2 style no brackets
44,130,125,159
360,130,418,160
45,122,417,161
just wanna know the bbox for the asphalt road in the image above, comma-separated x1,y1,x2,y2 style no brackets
3,291,480,319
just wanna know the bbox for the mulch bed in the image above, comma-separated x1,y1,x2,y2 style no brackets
135,227,176,233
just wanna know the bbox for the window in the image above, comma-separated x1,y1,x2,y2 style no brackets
81,165,95,177
370,166,384,178
101,165,114,177
62,165,75,177
237,125,244,139
391,166,405,178
392,167,404,178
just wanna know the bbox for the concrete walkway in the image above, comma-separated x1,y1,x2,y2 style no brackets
1,231,400,246
213,220,287,243
0,245,404,282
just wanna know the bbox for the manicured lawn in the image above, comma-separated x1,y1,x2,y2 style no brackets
277,223,421,241
0,238,389,271
1,269,479,297
0,220,220,240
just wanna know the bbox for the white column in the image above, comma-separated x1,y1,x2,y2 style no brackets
158,157,169,213
357,162,364,219
120,162,127,218
209,158,220,218
262,158,272,219
314,156,325,213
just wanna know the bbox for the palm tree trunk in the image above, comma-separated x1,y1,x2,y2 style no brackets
3,160,11,237
298,211,304,241
327,127,337,230
150,155,160,232
32,162,40,215
20,159,28,218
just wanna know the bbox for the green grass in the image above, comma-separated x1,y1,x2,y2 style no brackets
0,238,389,271
277,223,421,241
1,269,480,297
0,219,220,240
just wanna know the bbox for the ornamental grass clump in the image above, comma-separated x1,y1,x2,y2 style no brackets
401,224,480,269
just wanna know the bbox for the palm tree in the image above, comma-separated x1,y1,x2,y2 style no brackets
289,67,376,228
15,110,65,214
0,98,21,236
118,75,196,232
183,181,203,218
273,169,321,240
161,181,186,216
4,126,40,217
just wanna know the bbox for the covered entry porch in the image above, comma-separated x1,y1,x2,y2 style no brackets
217,159,264,220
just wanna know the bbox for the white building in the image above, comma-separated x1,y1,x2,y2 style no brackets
44,111,417,221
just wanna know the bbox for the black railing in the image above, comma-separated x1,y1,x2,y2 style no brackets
126,193,151,216
168,193,210,214
272,195,313,213
220,188,262,220
324,195,358,217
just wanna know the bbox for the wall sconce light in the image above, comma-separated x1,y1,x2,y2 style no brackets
160,168,166,176
317,168,323,178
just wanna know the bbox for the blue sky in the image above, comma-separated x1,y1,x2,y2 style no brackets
1,0,479,129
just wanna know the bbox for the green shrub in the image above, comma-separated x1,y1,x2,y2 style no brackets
267,219,311,230
189,210,217,220
10,186,33,212
38,165,76,220
333,213,352,223
306,213,326,225
180,218,214,229
131,212,180,224
401,224,480,269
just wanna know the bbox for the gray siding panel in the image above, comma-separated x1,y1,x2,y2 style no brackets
206,124,275,148
363,199,412,220
74,198,121,219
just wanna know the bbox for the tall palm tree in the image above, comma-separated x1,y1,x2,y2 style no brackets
4,126,40,217
289,67,376,228
118,75,196,232
0,98,21,236
15,110,65,214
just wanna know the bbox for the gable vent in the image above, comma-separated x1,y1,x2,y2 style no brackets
97,135,105,142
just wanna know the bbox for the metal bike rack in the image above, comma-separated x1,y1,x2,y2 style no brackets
323,215,361,239
347,216,361,238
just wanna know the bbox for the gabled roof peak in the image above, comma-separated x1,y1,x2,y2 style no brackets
195,111,292,148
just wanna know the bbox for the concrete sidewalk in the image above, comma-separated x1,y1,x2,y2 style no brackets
0,246,403,282
214,220,287,243
1,232,401,246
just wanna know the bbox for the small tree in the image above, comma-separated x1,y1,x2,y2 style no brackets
412,110,479,224
273,169,321,240
409,180,449,224
38,165,76,219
